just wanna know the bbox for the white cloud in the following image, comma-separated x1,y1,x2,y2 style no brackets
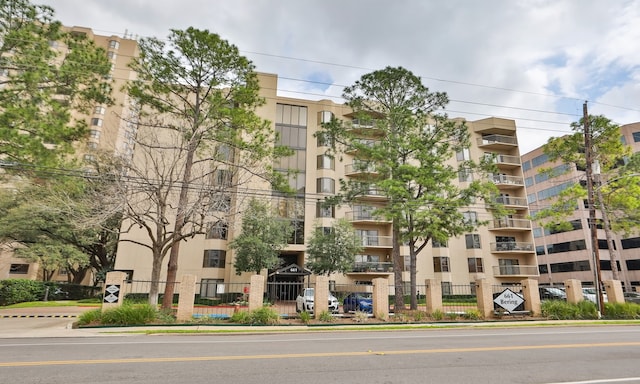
40,0,640,153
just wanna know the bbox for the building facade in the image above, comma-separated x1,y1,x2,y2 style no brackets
114,73,536,297
522,122,640,291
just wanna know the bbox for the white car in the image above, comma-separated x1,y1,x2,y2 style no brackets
295,288,339,313
582,287,608,304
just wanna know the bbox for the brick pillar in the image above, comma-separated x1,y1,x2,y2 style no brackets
176,274,196,322
102,271,127,312
249,274,265,311
603,280,624,304
314,276,329,319
521,278,540,316
425,279,442,314
372,277,389,320
475,278,494,318
564,279,583,304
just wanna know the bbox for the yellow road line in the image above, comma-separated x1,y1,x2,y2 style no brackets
2,342,639,367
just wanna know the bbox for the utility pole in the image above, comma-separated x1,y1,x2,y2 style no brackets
583,101,604,317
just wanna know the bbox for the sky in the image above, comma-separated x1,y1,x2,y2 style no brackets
40,0,640,154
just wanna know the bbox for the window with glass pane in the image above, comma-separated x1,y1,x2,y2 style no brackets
463,211,477,225
203,250,226,268
433,256,450,272
467,258,484,273
316,177,335,193
465,234,481,249
206,221,228,240
316,154,334,170
316,202,334,218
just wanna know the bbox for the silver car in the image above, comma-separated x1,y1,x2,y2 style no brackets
295,288,339,313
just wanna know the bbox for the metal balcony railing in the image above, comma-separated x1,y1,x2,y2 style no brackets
489,218,532,230
490,174,524,186
350,262,393,273
492,154,521,166
357,235,393,247
477,134,518,146
494,196,528,207
492,265,539,277
490,242,535,252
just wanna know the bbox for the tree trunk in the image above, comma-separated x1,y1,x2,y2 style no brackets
409,243,417,310
149,251,163,306
162,142,197,310
392,220,405,312
596,187,621,281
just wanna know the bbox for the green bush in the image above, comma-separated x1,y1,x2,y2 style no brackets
604,302,640,319
431,309,444,320
0,279,45,306
464,309,483,320
230,306,279,325
541,300,599,320
77,309,103,325
100,304,159,325
299,311,311,324
318,310,334,323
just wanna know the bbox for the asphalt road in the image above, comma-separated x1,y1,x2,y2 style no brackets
1,325,640,384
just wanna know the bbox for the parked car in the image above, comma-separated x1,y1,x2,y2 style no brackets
582,287,607,303
624,292,640,304
539,286,566,301
295,288,339,314
343,292,373,313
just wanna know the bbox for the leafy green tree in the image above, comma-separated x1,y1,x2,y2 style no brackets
306,218,363,276
0,173,121,284
230,199,292,275
537,115,634,281
318,66,501,310
0,0,112,170
122,28,290,308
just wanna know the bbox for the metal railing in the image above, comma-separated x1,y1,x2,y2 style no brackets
357,235,393,247
351,261,393,273
492,265,539,277
490,174,524,186
490,241,534,252
494,196,528,206
489,218,532,230
477,134,518,146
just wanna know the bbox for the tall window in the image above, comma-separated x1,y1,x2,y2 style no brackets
91,118,103,127
465,234,481,249
432,240,448,248
468,258,484,273
463,211,478,225
203,250,226,268
316,177,335,193
433,257,450,272
316,202,335,218
458,168,472,182
206,221,228,240
316,154,334,170
456,148,470,161
633,131,640,143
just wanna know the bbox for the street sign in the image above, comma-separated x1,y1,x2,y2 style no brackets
103,284,121,303
493,288,524,312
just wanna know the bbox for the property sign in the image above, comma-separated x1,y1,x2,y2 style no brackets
103,284,121,303
493,288,524,312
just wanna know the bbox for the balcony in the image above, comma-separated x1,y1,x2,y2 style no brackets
357,235,392,249
357,186,388,202
488,217,532,231
348,261,393,274
490,174,524,189
346,118,385,137
493,196,528,209
477,134,518,149
490,242,535,253
489,154,521,170
345,139,379,155
492,265,539,277
345,210,391,224
345,163,379,177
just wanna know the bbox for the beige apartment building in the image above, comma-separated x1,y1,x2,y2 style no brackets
523,122,640,291
0,27,139,282
114,72,537,296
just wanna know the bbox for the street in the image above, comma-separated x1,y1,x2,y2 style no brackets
1,325,640,383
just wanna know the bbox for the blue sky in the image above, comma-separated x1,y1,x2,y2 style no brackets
41,0,640,154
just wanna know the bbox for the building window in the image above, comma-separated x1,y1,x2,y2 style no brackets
316,155,334,170
203,250,226,268
206,221,228,240
91,118,103,127
458,168,472,182
109,40,120,50
107,51,117,60
318,110,333,124
546,239,587,254
200,278,223,297
522,160,531,172
212,169,233,188
210,195,231,213
433,257,450,273
316,132,333,147
93,105,106,115
316,177,335,194
550,260,591,273
463,211,478,225
432,240,448,248
525,177,534,187
536,245,545,255
622,237,640,249
216,144,233,162
633,132,640,143
9,264,29,274
531,153,549,167
465,234,481,249
456,148,470,161
468,258,484,273
355,229,379,246
316,201,335,218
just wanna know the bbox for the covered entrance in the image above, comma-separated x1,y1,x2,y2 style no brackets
267,263,311,301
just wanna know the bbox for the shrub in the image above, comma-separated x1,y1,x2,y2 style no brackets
299,311,311,324
604,302,640,319
77,309,102,325
230,309,251,323
318,310,334,323
100,304,158,325
541,300,599,320
464,309,483,320
230,306,280,325
353,310,369,323
431,309,444,321
0,279,45,306
412,310,426,322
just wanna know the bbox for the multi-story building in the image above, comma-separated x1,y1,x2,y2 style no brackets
522,122,640,291
0,27,139,282
114,73,537,297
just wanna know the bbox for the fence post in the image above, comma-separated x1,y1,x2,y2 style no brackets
176,274,196,322
372,277,389,320
314,276,329,319
475,278,493,318
249,275,265,311
603,280,623,304
564,279,583,304
102,271,127,312
425,279,442,314
520,278,540,316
